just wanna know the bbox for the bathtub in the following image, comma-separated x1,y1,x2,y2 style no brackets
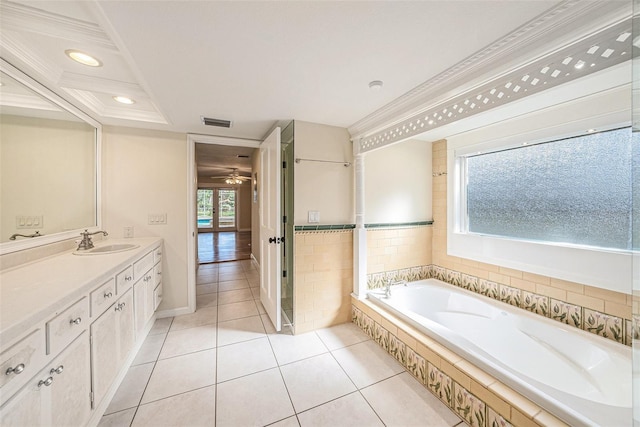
367,279,631,427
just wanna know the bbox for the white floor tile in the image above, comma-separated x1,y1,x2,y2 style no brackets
217,315,266,347
261,314,278,334
196,273,218,285
332,340,405,388
132,333,165,366
219,271,247,282
315,322,370,351
105,363,154,415
170,306,217,331
218,279,250,292
297,392,383,427
159,323,217,359
250,286,261,300
196,283,218,295
141,349,216,404
132,386,216,427
268,331,328,365
217,300,258,322
196,292,218,309
268,416,300,427
256,300,267,315
148,317,173,336
218,288,254,305
98,408,136,427
216,368,295,427
361,372,461,427
280,353,356,412
217,337,277,382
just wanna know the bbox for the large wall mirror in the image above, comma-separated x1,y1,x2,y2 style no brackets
0,59,101,254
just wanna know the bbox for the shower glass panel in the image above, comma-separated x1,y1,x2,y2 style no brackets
281,121,295,326
633,0,640,424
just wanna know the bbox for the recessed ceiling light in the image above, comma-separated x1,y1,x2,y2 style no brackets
65,49,102,67
368,80,383,91
113,96,135,105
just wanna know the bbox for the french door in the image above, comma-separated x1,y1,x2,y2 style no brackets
197,188,237,232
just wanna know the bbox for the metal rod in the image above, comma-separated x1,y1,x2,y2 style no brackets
295,158,351,167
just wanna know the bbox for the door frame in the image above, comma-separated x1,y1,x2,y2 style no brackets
187,134,261,313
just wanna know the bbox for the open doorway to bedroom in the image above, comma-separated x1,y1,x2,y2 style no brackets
195,143,254,264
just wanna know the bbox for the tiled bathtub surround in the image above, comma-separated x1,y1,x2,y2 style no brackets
366,225,432,274
351,299,569,427
367,264,631,346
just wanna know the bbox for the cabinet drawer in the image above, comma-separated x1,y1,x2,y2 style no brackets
116,266,134,295
153,245,163,264
0,329,46,402
154,262,162,286
133,251,154,280
153,282,163,311
46,298,88,356
90,279,116,318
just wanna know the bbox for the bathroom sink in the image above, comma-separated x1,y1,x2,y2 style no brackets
74,243,140,255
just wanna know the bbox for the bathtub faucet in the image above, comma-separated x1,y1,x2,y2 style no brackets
384,279,408,298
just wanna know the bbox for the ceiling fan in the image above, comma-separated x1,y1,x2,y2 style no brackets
210,168,251,185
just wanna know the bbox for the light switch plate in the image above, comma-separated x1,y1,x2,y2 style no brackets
124,226,134,238
148,213,167,225
308,211,320,223
16,215,43,229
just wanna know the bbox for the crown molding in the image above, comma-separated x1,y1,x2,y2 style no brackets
348,0,631,141
0,33,63,83
63,88,168,124
0,1,117,52
58,72,148,99
0,92,61,111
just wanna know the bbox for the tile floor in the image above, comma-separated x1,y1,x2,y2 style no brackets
98,260,464,427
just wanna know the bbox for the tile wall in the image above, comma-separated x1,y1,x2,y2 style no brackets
351,297,570,427
293,230,353,334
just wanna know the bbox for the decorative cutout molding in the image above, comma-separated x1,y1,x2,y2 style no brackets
349,1,632,152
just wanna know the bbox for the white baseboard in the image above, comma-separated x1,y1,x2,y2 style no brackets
251,254,259,269
156,305,193,318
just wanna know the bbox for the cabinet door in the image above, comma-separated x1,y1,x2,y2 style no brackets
90,304,117,408
0,333,90,427
133,278,147,335
49,332,91,426
116,290,135,367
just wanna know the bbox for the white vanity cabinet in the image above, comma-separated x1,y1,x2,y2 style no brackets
0,332,91,427
90,289,134,408
0,237,163,427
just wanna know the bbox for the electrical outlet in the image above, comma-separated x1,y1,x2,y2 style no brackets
124,226,134,238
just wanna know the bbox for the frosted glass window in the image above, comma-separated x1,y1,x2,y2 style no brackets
466,128,632,250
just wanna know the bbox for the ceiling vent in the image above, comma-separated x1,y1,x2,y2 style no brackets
201,116,233,128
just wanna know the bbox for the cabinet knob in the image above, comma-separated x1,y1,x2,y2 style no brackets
125,275,132,281
50,365,64,375
69,317,82,325
38,377,54,387
104,292,113,299
115,305,122,312
5,363,25,375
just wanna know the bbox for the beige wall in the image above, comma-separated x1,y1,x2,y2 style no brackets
294,121,353,225
102,126,189,312
364,139,432,224
1,115,96,240
294,230,353,334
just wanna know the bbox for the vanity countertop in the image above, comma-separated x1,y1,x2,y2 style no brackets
0,237,162,347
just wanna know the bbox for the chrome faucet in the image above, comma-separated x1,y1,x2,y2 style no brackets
9,231,42,240
77,229,108,251
384,278,408,298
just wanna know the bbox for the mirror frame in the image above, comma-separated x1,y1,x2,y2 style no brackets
0,59,102,255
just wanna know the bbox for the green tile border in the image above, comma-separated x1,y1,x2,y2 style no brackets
294,221,433,231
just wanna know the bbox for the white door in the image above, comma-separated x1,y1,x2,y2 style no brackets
259,127,281,331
